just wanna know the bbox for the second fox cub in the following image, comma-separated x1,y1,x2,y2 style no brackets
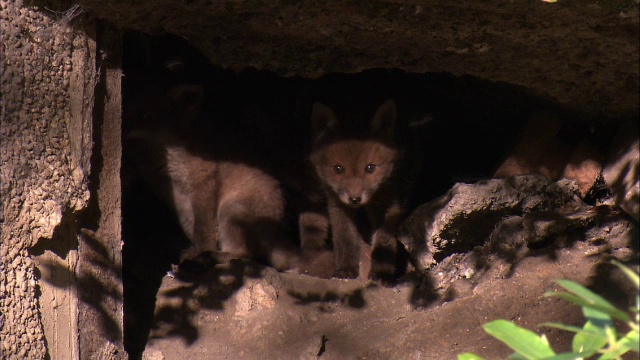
309,100,404,282
124,84,291,270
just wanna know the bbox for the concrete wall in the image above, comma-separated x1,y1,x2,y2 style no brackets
1,1,123,358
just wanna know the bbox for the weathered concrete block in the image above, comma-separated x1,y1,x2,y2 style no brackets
400,175,637,295
399,175,587,271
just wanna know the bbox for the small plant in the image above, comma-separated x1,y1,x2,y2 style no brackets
459,261,639,360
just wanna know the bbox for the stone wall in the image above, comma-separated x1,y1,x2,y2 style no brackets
0,1,123,358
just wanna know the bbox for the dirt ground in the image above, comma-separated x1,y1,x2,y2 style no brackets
132,229,637,360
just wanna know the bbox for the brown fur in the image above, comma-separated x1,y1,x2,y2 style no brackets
308,100,404,283
493,112,605,197
124,85,291,270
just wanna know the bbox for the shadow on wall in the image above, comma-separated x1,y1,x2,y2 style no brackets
30,222,125,359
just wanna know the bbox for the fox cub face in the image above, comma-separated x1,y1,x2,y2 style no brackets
310,100,399,207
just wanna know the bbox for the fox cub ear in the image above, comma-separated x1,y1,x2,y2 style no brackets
371,99,396,139
311,102,339,136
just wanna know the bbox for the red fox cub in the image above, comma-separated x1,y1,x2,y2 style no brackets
309,100,404,283
123,84,291,270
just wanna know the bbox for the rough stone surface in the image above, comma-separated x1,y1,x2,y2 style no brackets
40,0,639,119
399,175,587,271
426,204,637,291
0,1,92,358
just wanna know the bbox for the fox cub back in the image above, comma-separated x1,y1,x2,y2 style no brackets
123,84,292,270
309,100,405,283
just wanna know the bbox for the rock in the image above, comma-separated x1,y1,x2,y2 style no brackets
298,333,325,360
602,121,639,221
422,204,636,292
399,175,587,271
142,349,165,360
233,268,282,318
233,281,278,317
400,173,637,293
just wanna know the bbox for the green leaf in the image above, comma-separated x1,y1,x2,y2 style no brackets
597,330,638,359
508,354,529,360
572,321,608,356
617,329,639,352
611,260,639,289
555,280,618,311
598,347,631,360
483,320,556,359
457,353,485,360
545,292,630,322
571,305,613,356
582,304,613,323
541,353,588,360
540,322,587,334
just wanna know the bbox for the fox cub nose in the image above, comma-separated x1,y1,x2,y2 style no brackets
348,197,362,205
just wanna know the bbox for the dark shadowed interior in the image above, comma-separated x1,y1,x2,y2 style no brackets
120,33,628,359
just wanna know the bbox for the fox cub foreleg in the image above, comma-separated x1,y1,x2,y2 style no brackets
298,204,330,251
327,196,363,279
367,201,404,283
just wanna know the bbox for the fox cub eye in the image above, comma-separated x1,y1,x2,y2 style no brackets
365,164,376,174
333,165,344,174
